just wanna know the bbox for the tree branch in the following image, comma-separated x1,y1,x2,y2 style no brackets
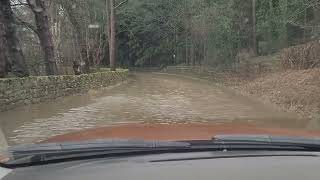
14,16,39,35
11,0,28,7
115,0,128,9
10,3,28,7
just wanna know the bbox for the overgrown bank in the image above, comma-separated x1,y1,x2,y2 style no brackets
234,69,320,120
164,64,320,121
0,69,129,111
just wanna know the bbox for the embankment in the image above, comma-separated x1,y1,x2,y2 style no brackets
164,65,320,120
236,69,320,120
0,69,129,111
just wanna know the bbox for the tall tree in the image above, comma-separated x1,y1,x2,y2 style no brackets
279,0,288,47
0,11,9,78
0,0,29,77
27,0,58,75
105,1,111,39
267,0,274,54
109,0,116,71
105,0,111,62
314,1,320,23
313,0,320,38
60,0,91,74
252,0,258,55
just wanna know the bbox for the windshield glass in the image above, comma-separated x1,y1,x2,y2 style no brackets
0,0,320,157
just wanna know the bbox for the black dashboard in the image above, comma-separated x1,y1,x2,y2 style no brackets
2,151,320,180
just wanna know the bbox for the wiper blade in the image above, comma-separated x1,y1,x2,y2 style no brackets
9,139,190,156
213,135,320,147
5,139,190,167
5,135,320,167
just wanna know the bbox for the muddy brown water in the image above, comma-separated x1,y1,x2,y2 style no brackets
0,73,318,147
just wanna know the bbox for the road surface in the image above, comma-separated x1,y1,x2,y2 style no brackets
0,73,312,145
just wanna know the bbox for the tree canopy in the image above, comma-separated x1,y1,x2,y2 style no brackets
0,0,319,77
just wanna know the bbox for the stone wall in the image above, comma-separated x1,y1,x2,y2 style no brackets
0,69,129,111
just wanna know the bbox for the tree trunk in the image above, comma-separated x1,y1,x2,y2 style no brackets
0,0,29,77
106,0,111,42
0,13,8,78
109,0,116,71
314,1,320,38
303,9,307,43
268,0,274,54
202,42,206,65
27,0,58,75
314,2,320,23
105,0,111,66
190,41,195,66
252,0,258,55
184,0,190,66
185,36,189,65
59,0,90,74
279,0,288,48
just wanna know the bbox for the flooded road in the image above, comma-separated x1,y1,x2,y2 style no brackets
0,73,315,146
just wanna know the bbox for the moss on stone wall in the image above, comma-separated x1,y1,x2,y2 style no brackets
0,70,129,111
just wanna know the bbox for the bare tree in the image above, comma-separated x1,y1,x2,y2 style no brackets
59,0,91,74
26,0,58,75
0,0,29,77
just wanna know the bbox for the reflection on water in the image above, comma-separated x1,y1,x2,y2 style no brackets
306,117,320,130
0,127,8,150
0,73,312,145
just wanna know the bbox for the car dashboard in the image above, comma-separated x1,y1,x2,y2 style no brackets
1,151,320,180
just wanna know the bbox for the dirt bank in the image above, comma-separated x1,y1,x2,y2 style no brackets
165,60,320,121
228,68,320,120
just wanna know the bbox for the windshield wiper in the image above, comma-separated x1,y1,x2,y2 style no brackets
211,135,320,150
4,135,320,167
10,139,190,155
213,134,320,145
4,139,190,167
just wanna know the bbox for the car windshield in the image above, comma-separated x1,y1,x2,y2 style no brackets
1,0,320,161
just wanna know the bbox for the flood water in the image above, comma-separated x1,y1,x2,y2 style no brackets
0,73,318,146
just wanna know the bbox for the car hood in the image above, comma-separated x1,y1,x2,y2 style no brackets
43,124,320,143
